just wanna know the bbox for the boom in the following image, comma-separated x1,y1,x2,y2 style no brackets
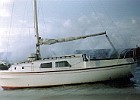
39,32,106,45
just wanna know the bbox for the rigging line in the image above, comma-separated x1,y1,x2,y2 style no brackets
39,0,48,39
49,45,57,57
0,1,5,23
99,0,119,31
19,0,28,40
86,0,107,49
0,2,6,60
8,1,15,34
88,0,106,32
38,1,55,57
22,0,28,28
40,1,46,35
99,0,122,48
26,1,32,52
88,0,118,52
6,1,15,61
77,1,88,50
37,0,40,33
39,1,56,57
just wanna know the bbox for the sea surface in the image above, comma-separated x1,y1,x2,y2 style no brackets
0,65,140,100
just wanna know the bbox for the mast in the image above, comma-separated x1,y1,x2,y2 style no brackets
34,0,41,60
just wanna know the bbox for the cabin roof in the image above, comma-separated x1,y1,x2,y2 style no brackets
14,54,83,66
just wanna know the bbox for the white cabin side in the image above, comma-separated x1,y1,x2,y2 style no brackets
9,54,87,72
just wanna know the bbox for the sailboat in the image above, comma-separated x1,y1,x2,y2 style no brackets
0,0,136,89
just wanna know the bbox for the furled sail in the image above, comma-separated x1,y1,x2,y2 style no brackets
39,31,106,45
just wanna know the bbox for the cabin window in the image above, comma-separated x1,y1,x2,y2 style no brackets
22,67,24,69
55,61,71,67
40,62,52,68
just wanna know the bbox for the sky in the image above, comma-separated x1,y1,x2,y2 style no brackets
0,0,140,62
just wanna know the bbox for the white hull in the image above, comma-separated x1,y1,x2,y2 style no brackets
0,60,135,89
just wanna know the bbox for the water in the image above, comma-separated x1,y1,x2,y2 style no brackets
0,66,140,100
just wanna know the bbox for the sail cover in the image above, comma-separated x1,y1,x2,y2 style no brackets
39,32,106,45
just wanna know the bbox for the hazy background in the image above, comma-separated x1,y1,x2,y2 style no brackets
0,0,140,62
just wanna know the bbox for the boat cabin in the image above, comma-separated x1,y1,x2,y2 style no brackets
9,54,88,72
